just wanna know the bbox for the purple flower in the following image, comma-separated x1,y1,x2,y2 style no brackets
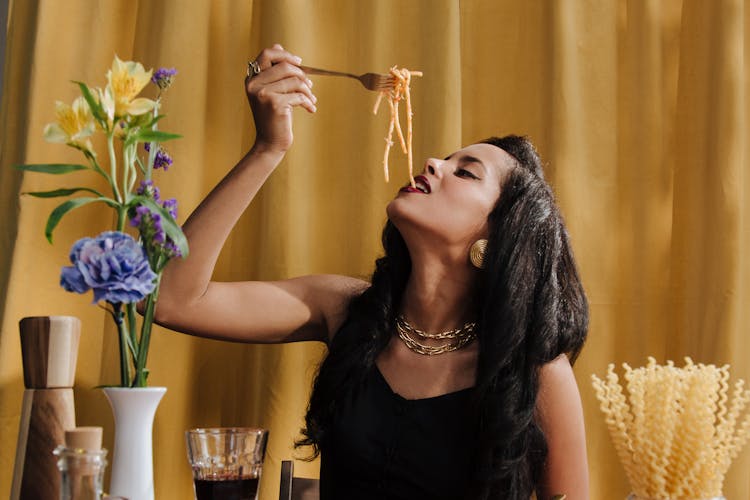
60,231,156,304
153,148,173,170
128,200,182,258
136,179,160,201
129,205,150,228
129,205,165,243
162,198,178,219
143,143,173,171
152,67,177,90
152,212,165,243
164,240,182,258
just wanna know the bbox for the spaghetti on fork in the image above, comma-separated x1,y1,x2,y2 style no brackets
373,66,423,186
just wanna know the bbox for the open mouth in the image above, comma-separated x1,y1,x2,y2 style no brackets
400,175,431,194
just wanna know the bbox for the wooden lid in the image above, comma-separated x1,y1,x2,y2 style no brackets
20,316,81,388
65,427,102,451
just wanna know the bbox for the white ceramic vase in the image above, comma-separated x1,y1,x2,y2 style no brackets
103,387,166,500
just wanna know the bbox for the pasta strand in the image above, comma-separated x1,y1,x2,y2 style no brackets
373,66,422,186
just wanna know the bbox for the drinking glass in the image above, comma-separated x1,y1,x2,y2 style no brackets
185,428,268,500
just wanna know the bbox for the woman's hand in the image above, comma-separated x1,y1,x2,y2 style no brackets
245,44,317,154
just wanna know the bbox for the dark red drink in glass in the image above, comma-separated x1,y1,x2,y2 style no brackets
193,476,259,500
186,428,268,500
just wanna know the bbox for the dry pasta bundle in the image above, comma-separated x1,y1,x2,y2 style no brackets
372,66,422,186
591,358,750,499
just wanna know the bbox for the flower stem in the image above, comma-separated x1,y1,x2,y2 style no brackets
129,145,138,194
117,206,127,232
112,303,131,387
134,273,161,387
123,144,131,201
123,143,133,204
79,146,114,186
145,100,160,181
107,132,122,204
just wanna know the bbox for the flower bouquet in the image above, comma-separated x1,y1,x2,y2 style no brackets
17,56,187,388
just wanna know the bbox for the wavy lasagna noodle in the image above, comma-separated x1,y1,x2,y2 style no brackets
372,66,423,186
591,358,750,499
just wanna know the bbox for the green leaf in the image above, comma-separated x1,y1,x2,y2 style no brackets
126,112,154,131
25,187,105,198
146,114,166,128
132,195,189,257
45,197,119,243
15,163,89,174
74,81,107,125
135,129,182,143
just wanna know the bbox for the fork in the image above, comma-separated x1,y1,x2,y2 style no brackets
300,65,394,91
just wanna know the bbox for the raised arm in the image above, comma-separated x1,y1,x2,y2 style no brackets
154,44,367,343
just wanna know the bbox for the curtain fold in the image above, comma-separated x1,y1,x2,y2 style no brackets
1,1,748,498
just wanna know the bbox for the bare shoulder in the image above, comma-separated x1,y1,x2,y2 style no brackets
536,355,590,500
538,355,579,401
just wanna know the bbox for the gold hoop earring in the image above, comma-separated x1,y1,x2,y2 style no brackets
469,239,487,269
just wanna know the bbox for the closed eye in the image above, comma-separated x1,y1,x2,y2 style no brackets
455,168,480,179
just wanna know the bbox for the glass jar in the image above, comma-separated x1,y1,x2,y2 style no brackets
54,445,108,500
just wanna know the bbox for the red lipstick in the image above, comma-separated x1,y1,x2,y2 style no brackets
399,175,431,194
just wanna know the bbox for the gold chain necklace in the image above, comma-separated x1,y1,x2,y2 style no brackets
396,315,476,339
395,315,476,356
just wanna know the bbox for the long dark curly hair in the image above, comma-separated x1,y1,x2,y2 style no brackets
296,135,589,499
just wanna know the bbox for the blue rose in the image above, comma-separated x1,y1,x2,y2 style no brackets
60,231,157,303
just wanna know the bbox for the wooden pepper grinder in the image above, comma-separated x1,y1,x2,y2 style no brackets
11,316,81,500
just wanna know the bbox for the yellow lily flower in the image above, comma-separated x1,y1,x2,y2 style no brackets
97,85,116,125
95,86,132,138
43,96,95,150
106,55,157,117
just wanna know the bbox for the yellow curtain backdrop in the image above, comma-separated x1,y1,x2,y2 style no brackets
1,0,749,498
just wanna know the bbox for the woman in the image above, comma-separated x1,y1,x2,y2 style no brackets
155,44,589,500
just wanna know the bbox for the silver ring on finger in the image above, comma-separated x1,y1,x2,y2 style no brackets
247,60,262,77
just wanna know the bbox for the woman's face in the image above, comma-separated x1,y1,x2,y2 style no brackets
387,143,517,250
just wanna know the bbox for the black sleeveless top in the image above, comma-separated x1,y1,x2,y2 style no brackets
319,365,479,500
